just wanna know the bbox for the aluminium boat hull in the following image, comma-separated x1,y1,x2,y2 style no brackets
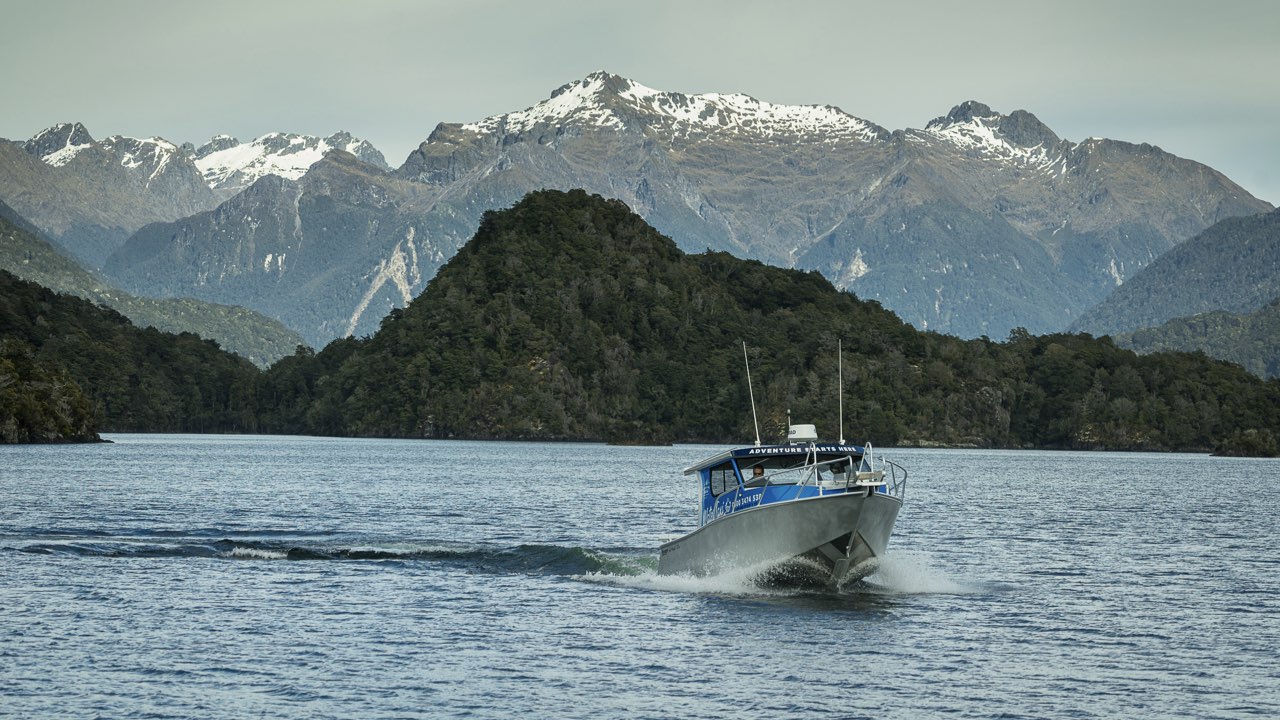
657,488,901,587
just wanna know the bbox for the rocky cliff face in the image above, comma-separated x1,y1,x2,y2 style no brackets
106,152,447,345
100,72,1272,346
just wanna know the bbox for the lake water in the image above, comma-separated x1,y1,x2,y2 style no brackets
1,435,1277,718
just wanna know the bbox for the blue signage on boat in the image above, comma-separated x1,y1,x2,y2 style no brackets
707,488,764,523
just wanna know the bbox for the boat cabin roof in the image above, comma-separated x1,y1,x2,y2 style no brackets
684,442,866,475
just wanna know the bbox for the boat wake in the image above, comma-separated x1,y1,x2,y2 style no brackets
577,561,819,597
854,550,982,595
579,550,981,598
8,531,976,596
6,530,654,578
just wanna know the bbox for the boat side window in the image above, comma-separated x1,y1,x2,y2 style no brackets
709,461,738,496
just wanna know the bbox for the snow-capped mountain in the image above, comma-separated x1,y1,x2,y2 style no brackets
1,123,217,267
24,122,97,166
25,123,200,187
458,73,887,142
189,131,389,200
0,123,390,267
104,72,1272,344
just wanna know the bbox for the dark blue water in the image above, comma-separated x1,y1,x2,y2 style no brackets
2,435,1277,718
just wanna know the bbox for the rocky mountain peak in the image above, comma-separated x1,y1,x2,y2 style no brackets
193,134,241,159
323,131,389,170
923,101,1061,151
457,71,884,143
998,109,1060,148
928,100,997,128
24,122,96,165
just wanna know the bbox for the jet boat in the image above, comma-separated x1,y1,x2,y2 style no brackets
657,423,906,587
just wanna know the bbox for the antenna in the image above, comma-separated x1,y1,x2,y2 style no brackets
743,341,761,446
839,338,845,445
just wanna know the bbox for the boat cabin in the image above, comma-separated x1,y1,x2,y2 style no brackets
685,432,887,528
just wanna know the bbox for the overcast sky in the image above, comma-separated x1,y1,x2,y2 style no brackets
3,0,1276,204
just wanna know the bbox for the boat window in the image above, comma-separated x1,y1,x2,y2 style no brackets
818,453,859,478
743,455,809,484
709,461,737,496
740,452,862,485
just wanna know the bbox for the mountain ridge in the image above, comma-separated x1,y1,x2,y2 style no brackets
29,71,1272,344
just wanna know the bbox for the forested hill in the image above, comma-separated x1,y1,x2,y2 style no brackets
0,211,304,367
1114,298,1280,379
0,270,260,439
257,189,1280,451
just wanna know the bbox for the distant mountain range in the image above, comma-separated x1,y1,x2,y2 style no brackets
0,199,303,366
1071,207,1280,377
0,123,386,269
1072,207,1280,336
2,72,1273,347
106,153,440,345
0,123,217,267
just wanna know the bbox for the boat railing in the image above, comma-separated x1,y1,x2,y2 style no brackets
882,458,908,501
745,452,906,502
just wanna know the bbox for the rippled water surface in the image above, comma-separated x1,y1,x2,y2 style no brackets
2,435,1278,718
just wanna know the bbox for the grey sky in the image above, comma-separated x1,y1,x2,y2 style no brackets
3,0,1277,203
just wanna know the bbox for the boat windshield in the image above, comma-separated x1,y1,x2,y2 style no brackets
739,451,860,487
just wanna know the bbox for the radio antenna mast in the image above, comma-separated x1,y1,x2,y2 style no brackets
743,341,761,446
838,338,846,445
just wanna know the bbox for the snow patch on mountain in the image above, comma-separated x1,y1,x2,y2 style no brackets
42,142,92,167
192,131,389,196
27,123,95,167
462,75,625,135
101,136,181,187
915,103,1066,173
461,71,882,142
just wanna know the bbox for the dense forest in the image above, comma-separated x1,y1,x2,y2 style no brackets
1116,298,1280,379
0,334,98,443
4,190,1279,453
0,270,259,440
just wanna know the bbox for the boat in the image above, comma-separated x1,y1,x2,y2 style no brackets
657,424,907,587
657,341,907,587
